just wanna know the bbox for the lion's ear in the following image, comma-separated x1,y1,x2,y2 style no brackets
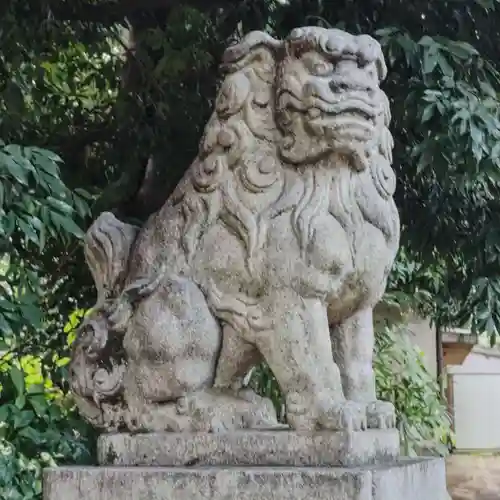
215,31,284,146
222,31,284,67
83,212,139,304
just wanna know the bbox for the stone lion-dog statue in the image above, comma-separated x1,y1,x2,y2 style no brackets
70,26,400,434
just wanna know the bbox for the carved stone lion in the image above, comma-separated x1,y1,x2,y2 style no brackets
70,27,400,433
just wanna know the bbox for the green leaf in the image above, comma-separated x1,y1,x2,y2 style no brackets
437,54,454,77
19,304,43,329
470,124,484,145
418,35,437,47
451,108,471,125
446,40,479,59
15,393,26,410
0,314,13,335
13,410,34,429
16,218,39,245
474,0,496,9
0,152,28,185
422,48,439,74
32,153,61,178
72,194,90,217
421,104,435,123
10,366,25,397
29,147,62,164
74,188,93,200
479,80,497,98
0,404,12,423
28,394,48,417
17,426,46,445
45,196,73,215
47,404,63,421
396,33,416,65
49,211,84,238
375,27,400,37
38,223,46,251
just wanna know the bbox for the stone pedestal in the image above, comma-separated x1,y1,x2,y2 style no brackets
43,431,449,500
44,459,447,500
97,429,401,467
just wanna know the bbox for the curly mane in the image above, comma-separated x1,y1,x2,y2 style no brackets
131,28,397,282
166,32,285,271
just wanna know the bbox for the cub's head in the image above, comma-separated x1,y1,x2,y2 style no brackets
275,27,390,170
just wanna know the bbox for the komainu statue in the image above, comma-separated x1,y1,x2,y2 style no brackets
70,27,400,434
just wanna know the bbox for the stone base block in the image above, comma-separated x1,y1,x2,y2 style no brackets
44,458,448,500
97,429,400,467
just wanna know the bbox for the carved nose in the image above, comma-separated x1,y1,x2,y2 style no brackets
330,61,375,94
329,80,351,93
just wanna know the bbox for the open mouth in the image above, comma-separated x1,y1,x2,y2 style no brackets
307,98,377,125
305,112,376,157
308,111,376,135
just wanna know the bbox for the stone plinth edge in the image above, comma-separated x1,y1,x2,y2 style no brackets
44,458,449,500
98,429,400,467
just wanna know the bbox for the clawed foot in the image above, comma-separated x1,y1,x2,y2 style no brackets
318,400,367,431
366,401,396,429
286,392,367,431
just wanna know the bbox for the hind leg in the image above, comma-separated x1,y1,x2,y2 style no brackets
256,289,366,431
331,308,396,429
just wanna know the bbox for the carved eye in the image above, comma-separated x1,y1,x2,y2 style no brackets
364,64,377,81
312,61,334,76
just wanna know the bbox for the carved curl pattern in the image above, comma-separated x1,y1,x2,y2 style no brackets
70,28,400,435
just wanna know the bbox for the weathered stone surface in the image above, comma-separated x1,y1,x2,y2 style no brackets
44,23,450,500
98,429,400,467
69,26,400,436
43,459,448,500
372,458,448,500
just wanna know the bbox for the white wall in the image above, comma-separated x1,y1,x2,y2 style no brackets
449,349,500,451
461,349,500,371
405,316,437,377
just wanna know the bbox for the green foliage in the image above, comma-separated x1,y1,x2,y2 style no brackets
0,2,121,358
0,140,94,499
0,142,91,357
0,357,93,500
375,26,500,338
374,325,453,456
248,363,285,422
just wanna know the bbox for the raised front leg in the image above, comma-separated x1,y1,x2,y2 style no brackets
256,289,366,431
331,308,395,429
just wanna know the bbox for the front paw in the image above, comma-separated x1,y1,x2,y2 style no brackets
318,400,367,432
366,401,396,429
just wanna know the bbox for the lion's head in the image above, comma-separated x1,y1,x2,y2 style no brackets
211,27,392,177
275,27,389,172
